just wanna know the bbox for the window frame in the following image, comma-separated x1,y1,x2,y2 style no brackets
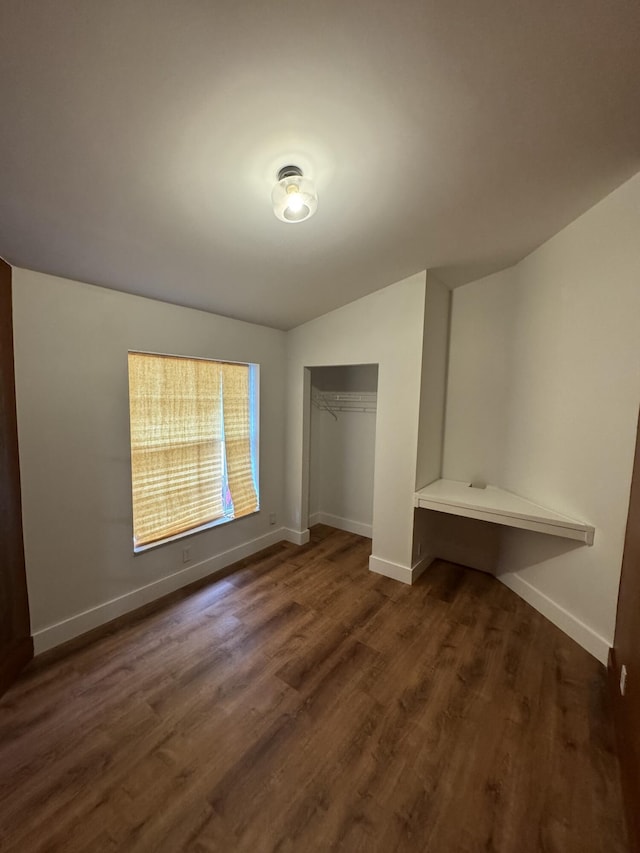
127,350,260,553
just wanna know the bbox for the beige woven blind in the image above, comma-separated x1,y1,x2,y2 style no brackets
128,353,258,548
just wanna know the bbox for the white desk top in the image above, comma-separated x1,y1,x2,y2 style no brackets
414,479,594,545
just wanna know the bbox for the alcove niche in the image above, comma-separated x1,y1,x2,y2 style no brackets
412,269,594,580
308,364,379,538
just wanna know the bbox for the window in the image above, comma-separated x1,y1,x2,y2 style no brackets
128,352,259,550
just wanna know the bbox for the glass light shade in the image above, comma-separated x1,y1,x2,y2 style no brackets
272,174,318,223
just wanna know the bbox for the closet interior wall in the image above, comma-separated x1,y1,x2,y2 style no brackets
309,365,378,538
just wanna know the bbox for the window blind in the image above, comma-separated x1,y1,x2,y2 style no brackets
128,353,258,548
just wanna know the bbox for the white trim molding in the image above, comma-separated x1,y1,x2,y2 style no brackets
33,528,292,654
308,512,372,539
369,554,433,585
282,528,310,546
498,572,610,665
411,553,434,584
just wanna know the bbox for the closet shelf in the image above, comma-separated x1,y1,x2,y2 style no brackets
312,390,377,418
414,479,595,545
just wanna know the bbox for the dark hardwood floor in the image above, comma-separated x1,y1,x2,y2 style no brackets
0,526,628,852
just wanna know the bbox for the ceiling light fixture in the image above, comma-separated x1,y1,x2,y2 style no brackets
272,165,318,223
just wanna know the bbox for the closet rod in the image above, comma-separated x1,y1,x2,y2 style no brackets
311,390,377,418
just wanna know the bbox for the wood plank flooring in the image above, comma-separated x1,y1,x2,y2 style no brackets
0,526,628,852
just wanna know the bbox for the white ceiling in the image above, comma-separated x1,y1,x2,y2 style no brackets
1,1,639,330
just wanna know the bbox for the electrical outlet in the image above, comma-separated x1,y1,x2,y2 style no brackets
269,512,277,526
620,664,628,696
183,546,191,564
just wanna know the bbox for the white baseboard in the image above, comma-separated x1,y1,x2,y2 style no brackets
411,553,435,583
33,528,291,655
369,554,431,585
282,527,310,546
498,572,610,665
308,511,372,539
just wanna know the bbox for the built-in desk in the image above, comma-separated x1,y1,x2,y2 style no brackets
414,479,594,545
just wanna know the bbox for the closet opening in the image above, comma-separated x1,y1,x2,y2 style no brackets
306,364,379,540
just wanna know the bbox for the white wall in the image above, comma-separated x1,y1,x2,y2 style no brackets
442,172,640,662
285,273,427,581
442,267,516,485
310,364,378,393
415,274,451,489
12,268,287,652
309,365,377,536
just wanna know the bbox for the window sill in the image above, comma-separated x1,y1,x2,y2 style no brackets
133,507,260,554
